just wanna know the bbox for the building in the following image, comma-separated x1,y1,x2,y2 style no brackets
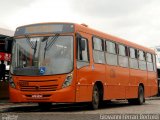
0,27,14,37
0,28,14,69
0,27,14,99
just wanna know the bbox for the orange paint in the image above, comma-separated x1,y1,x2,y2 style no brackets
10,22,158,104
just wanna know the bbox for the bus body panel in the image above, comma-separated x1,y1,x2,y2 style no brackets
148,72,158,96
10,75,76,103
75,65,93,102
105,65,118,99
9,85,75,103
115,66,130,99
126,70,148,98
9,23,158,104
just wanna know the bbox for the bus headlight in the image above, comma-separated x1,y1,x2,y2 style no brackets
62,73,73,88
9,76,16,88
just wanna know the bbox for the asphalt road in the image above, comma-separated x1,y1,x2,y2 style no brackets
0,99,160,120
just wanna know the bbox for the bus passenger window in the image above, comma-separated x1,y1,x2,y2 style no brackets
118,44,128,67
106,41,117,54
130,48,137,59
93,37,105,64
129,48,138,69
138,50,146,70
105,41,118,65
152,54,156,72
118,45,127,56
146,53,154,71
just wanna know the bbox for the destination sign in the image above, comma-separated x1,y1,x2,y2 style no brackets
15,23,74,36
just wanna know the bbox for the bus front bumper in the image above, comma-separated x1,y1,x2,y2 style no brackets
9,86,75,103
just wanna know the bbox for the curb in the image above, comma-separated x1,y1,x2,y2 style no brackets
146,96,160,100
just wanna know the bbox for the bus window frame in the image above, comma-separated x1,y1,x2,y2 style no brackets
117,43,129,68
105,39,117,55
146,52,154,72
105,39,118,66
128,47,139,70
137,50,147,71
92,36,106,64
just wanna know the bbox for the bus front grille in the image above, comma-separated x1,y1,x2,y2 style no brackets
18,80,58,92
20,85,58,91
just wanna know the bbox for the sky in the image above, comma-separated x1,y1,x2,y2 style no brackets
0,0,160,47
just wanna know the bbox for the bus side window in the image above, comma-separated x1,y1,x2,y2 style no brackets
77,37,89,69
105,40,118,66
146,53,154,71
138,50,147,70
129,47,138,69
118,44,128,67
152,54,156,72
92,37,105,64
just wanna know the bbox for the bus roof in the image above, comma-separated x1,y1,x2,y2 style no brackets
74,23,155,54
15,22,155,54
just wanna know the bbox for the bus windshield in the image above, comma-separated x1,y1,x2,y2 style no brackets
11,35,73,76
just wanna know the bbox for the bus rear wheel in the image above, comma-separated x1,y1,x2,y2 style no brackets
128,85,145,105
137,85,145,105
89,85,100,110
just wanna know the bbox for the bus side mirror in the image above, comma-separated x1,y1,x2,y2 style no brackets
5,37,13,53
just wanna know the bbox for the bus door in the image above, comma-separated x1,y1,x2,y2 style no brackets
75,33,93,102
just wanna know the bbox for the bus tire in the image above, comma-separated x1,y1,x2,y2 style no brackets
128,85,145,105
38,103,52,109
136,85,145,105
89,85,100,110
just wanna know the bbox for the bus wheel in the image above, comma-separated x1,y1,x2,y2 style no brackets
38,103,52,109
90,85,100,110
128,85,145,105
137,85,145,105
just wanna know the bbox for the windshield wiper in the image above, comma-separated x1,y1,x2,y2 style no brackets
24,35,38,65
25,35,35,49
43,33,59,59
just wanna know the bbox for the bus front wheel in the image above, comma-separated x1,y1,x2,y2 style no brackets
89,85,100,110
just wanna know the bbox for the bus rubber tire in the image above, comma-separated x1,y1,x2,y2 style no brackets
89,85,100,110
136,85,145,105
128,85,145,105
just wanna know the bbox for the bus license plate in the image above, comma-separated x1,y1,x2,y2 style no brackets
32,94,43,98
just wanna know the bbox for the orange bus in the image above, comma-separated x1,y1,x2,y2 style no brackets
6,22,158,109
